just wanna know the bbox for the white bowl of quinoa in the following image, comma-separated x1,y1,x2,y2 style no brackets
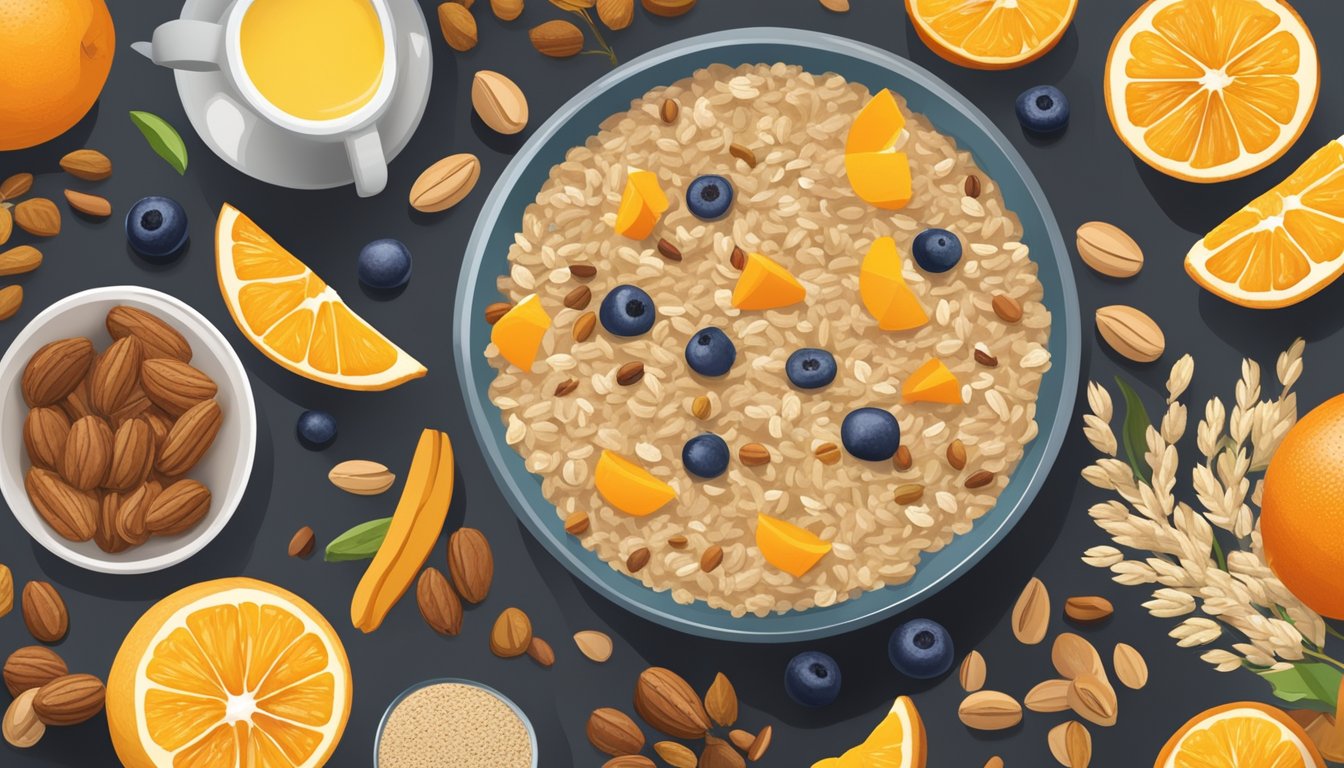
375,679,537,768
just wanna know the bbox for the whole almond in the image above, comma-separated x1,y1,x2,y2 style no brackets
701,740,746,768
893,483,925,504
603,758,655,768
140,358,217,417
472,71,529,135
893,445,913,470
1052,633,1105,680
574,630,613,662
564,510,591,535
14,199,60,237
564,285,592,310
597,0,634,29
814,441,841,465
1096,305,1164,363
92,492,131,553
574,311,597,342
485,302,513,324
704,672,738,727
410,154,480,213
958,690,1022,731
947,438,968,470
24,407,70,470
626,547,650,572
588,707,644,756
288,526,315,558
1067,674,1117,727
748,725,773,761
654,741,697,768
1011,577,1050,645
634,667,711,740
1113,643,1148,690
3,647,67,697
328,460,396,495
60,415,113,490
1076,221,1143,278
25,468,98,541
145,479,211,535
642,0,696,16
0,284,21,321
21,582,68,643
114,483,156,545
1064,596,1114,622
530,20,584,57
33,674,104,726
0,564,9,618
491,0,523,20
63,190,111,218
1024,678,1072,713
416,567,463,636
3,689,43,749
0,208,10,247
1065,720,1092,767
106,306,192,362
661,99,679,124
491,607,532,657
616,361,644,386
0,173,33,202
437,2,478,51
959,650,986,692
156,399,222,476
448,527,494,603
526,636,555,667
22,338,95,407
700,544,723,573
991,294,1023,323
59,149,113,181
90,336,145,416
0,244,42,275
1047,722,1073,766
739,443,770,466
570,263,598,278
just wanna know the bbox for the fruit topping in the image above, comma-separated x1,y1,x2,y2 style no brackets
682,434,730,479
684,327,736,377
595,450,676,516
902,358,963,404
491,293,552,371
686,175,734,220
912,228,963,273
600,284,656,337
757,513,832,578
859,236,928,331
786,348,837,389
841,407,901,461
845,89,913,210
731,252,806,310
615,166,669,239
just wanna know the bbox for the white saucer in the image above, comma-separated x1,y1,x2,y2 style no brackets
171,0,432,191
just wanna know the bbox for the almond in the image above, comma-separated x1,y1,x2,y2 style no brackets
616,361,644,386
138,358,217,417
700,740,746,768
60,377,94,421
63,189,111,218
564,284,592,309
814,441,841,464
1067,673,1118,727
472,70,529,135
1024,678,1072,713
564,510,590,535
661,99,679,124
603,758,655,768
530,20,584,57
1112,643,1148,690
526,636,555,667
409,154,480,213
89,336,144,416
574,630,613,662
957,690,1022,731
642,0,696,16
287,526,315,558
0,208,11,247
1011,577,1050,645
106,418,156,491
654,741,697,768
1065,720,1093,767
0,173,33,202
490,607,532,657
328,459,396,495
59,149,113,181
24,407,70,470
156,399,222,476
1052,633,1105,680
1047,722,1072,766
416,567,463,636
0,244,42,275
959,650,986,692
22,338,95,407
626,547,650,572
588,707,644,756
21,582,68,644
106,305,193,362
437,2,478,51
704,672,738,727
491,0,523,20
634,667,710,740
0,564,9,618
1076,221,1143,278
739,443,770,466
0,284,21,321
14,198,60,237
748,725,773,761
1064,595,1114,622
3,689,43,749
93,492,133,553
991,293,1023,323
24,468,97,541
114,483,156,545
33,674,104,726
947,438,968,470
60,415,113,490
819,0,850,11
145,479,211,535
573,311,597,342
597,0,634,29
1096,305,1164,363
3,647,67,697
448,527,494,603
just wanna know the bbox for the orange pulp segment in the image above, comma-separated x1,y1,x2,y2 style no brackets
732,252,806,310
615,167,669,239
845,89,913,210
860,236,928,331
490,294,553,371
756,513,831,578
903,358,962,404
595,450,676,517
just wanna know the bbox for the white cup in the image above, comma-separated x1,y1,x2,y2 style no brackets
146,0,399,197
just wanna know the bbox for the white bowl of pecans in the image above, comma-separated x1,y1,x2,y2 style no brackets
0,286,257,574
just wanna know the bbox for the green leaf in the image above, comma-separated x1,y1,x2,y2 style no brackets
324,517,392,562
1260,662,1342,712
1115,376,1153,483
129,111,188,175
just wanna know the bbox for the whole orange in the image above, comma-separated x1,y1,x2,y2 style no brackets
0,0,115,151
1261,394,1344,619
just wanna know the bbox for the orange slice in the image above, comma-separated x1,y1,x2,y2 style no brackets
215,204,426,390
1155,702,1324,768
813,696,927,768
845,89,913,210
732,252,806,310
491,294,552,371
903,358,962,404
1105,0,1319,183
756,513,831,578
595,450,676,517
107,578,352,768
614,167,669,239
1187,137,1344,308
860,236,928,331
907,0,1078,70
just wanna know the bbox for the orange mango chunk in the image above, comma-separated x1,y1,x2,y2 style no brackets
595,450,676,517
846,89,906,154
756,513,832,578
859,236,928,331
903,358,963,404
490,294,551,372
614,167,670,240
845,89,913,210
732,252,806,310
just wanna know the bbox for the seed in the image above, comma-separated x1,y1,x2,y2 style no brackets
63,190,111,218
485,302,512,324
0,173,33,202
667,535,688,549
1067,674,1118,727
626,547,651,573
616,361,644,386
564,285,592,309
287,526,315,558
729,730,755,751
947,439,967,470
814,442,841,465
526,637,555,667
1066,720,1092,767
564,511,590,535
974,348,999,367
1053,633,1105,679
660,99,679,124
1113,643,1148,690
985,758,1004,768
992,294,1023,323
1025,679,1072,713
656,238,682,262
893,445,913,470
554,378,579,397
1012,577,1050,645
570,263,598,278
893,484,924,504
965,175,982,198
739,443,770,466
748,725,773,761
573,311,597,342
700,545,723,572
730,246,746,271
574,630,613,662
690,395,711,420
965,470,994,489
729,144,757,168
958,690,1022,731
654,741,697,768
959,650,986,692
1064,596,1114,622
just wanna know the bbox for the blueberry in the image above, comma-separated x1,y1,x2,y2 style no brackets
785,651,842,708
358,239,413,290
682,433,730,479
685,328,736,377
1016,85,1070,135
686,175,734,221
912,228,962,273
126,196,189,261
599,285,656,337
786,348,837,390
888,618,955,679
841,407,901,461
296,410,337,450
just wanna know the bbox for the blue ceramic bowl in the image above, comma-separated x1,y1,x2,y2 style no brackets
454,29,1081,642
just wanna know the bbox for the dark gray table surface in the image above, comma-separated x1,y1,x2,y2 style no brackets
4,1,1344,765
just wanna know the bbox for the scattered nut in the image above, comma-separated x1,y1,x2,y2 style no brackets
288,526,315,558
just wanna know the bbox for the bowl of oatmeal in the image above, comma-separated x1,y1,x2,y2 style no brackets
455,29,1080,641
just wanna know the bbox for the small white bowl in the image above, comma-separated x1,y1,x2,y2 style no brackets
0,286,257,574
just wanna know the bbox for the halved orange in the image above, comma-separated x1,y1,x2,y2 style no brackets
107,578,352,768
906,0,1078,70
1155,702,1324,768
1186,137,1344,308
1105,0,1319,183
215,204,426,390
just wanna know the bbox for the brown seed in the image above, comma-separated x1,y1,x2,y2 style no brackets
965,470,995,489
564,511,590,535
654,741,697,768
59,149,113,181
23,407,69,470
748,724,773,761
974,348,999,367
448,528,494,604
596,0,634,29
704,672,738,727
485,302,512,324
634,667,711,740
0,207,10,247
1052,633,1105,679
626,547,651,573
410,154,481,212
984,758,1004,768
893,483,925,504
570,263,598,278
490,607,532,658
25,468,98,541
739,443,770,466
0,173,33,202
554,378,579,397
958,690,1023,731
89,335,145,416
1025,679,1072,713
588,707,645,756
959,650,986,692
288,526,315,558
0,244,42,275
1096,305,1165,363
21,582,67,644
63,190,111,218
992,294,1023,323
642,0,697,17
616,361,644,386
657,238,683,262
3,646,67,697
814,442,841,465
701,740,745,768
32,674,105,726
893,445,913,470
106,306,192,362
667,534,688,549
1064,596,1114,622
690,395,712,420
1012,577,1050,645
661,99,679,124
728,730,754,751
60,415,113,491
22,337,95,407
1066,720,1093,767
526,636,556,667
1113,643,1149,690
437,2,478,50
14,199,60,237
574,630,614,662
729,144,757,168
604,756,656,768
490,0,522,20
415,567,462,636
156,399,223,476
573,311,597,342
564,285,592,309
965,175,982,198
529,19,584,57
145,479,211,535
0,565,11,619
947,439,967,470
107,418,155,491
1067,674,1118,727
700,545,723,573
730,246,746,270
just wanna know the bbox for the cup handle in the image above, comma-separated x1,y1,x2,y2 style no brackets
150,20,225,72
345,127,388,198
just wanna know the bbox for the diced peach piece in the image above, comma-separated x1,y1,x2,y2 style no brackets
902,358,962,404
845,89,914,210
490,294,551,372
595,450,676,517
756,513,831,578
731,252,806,310
846,89,906,154
859,236,928,331
614,167,669,240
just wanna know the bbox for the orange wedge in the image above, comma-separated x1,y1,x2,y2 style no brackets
756,513,831,578
215,204,426,390
903,358,962,404
595,450,676,517
615,167,669,239
907,0,1078,70
491,294,552,371
845,89,913,210
732,252,806,310
1187,137,1344,308
107,578,352,768
1155,702,1324,768
813,696,927,768
860,236,928,331
1105,0,1319,183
